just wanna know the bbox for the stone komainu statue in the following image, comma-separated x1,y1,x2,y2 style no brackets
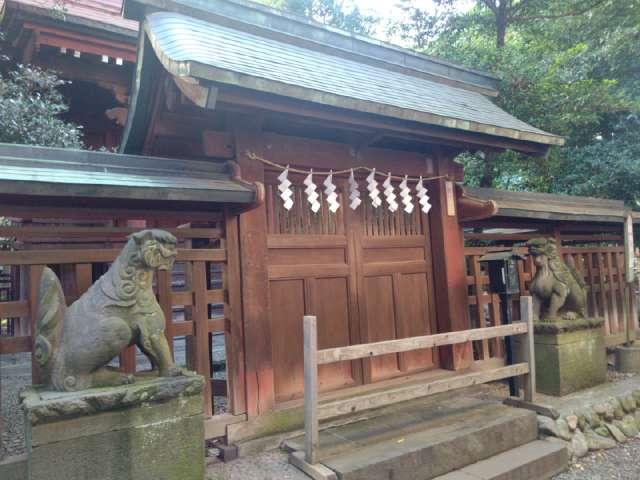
34,230,182,391
527,237,587,321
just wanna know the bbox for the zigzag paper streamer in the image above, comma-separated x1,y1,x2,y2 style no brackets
366,169,382,208
415,176,432,214
399,175,414,214
323,171,340,213
277,167,293,211
383,172,399,212
304,171,321,213
348,169,361,210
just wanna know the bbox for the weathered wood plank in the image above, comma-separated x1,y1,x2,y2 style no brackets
192,261,213,416
0,248,225,265
267,235,347,249
304,315,319,465
317,323,528,365
0,335,32,354
289,451,337,480
317,363,529,420
28,265,44,383
0,226,221,240
225,210,247,415
518,296,536,402
0,300,29,318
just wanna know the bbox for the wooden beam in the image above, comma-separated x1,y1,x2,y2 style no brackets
518,296,536,402
317,363,529,419
225,209,247,415
202,130,236,158
317,323,528,365
0,248,225,265
203,413,247,440
231,115,275,417
303,316,319,465
289,451,337,480
0,300,29,318
217,87,549,155
428,173,473,370
0,336,32,354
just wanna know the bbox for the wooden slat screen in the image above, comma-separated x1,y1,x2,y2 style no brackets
0,223,244,418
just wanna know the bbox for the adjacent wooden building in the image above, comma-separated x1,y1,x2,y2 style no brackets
0,0,137,148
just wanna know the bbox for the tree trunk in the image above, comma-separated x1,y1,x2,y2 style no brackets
495,1,508,48
479,152,497,188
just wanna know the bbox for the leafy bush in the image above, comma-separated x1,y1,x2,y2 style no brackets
0,64,83,148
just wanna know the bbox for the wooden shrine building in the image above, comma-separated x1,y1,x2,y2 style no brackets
0,0,137,148
117,0,563,439
0,0,581,448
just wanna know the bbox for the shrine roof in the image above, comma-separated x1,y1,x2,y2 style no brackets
0,143,256,206
464,187,631,224
1,0,138,38
121,0,564,153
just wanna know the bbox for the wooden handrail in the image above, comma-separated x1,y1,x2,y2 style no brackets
301,296,536,467
317,323,528,365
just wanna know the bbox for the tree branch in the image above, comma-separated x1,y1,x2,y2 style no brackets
481,0,498,15
510,0,608,22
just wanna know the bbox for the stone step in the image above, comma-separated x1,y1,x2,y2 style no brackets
433,440,568,480
287,397,538,480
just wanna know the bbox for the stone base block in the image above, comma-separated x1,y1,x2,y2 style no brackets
534,324,607,396
615,344,640,373
21,375,205,480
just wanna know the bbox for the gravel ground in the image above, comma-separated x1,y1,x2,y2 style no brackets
206,451,308,480
0,352,31,459
554,437,640,480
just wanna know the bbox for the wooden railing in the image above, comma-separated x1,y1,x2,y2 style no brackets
465,242,639,363
297,296,536,472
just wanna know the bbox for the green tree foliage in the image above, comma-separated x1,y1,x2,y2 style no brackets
0,64,83,148
392,1,640,205
258,0,378,35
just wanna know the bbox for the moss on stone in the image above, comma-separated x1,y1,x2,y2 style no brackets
534,317,604,334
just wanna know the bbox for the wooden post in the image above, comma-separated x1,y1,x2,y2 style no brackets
193,261,214,416
304,315,319,465
428,176,472,370
519,296,536,402
230,119,275,417
624,214,636,343
28,264,44,384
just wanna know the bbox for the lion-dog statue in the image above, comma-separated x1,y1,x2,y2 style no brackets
527,237,587,321
34,229,183,391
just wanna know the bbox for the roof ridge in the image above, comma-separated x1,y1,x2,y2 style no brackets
124,0,501,95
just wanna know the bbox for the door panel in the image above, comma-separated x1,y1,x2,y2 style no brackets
363,275,401,380
270,279,306,402
316,277,357,391
396,273,436,372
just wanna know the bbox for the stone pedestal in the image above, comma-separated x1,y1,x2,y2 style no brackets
21,375,205,480
534,319,606,396
615,343,640,373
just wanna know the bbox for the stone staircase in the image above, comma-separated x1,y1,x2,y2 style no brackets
285,395,568,480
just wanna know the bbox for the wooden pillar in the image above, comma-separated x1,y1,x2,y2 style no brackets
228,116,275,417
428,175,472,371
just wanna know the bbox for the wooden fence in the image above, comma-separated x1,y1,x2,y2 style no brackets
0,221,245,425
465,242,639,364
294,298,536,478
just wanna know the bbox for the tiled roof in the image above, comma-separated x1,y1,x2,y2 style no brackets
2,0,138,34
0,143,256,204
144,12,563,146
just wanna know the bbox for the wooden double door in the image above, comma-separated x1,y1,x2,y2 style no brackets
266,179,439,402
